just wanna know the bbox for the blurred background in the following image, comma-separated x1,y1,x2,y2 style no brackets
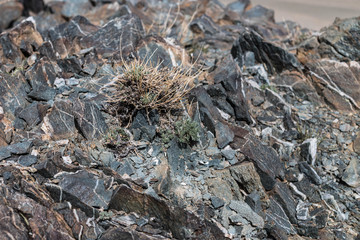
235,0,360,30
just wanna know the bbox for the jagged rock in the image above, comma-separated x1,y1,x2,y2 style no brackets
229,161,266,199
48,170,114,213
231,126,285,190
308,59,360,112
0,165,75,239
73,99,108,140
318,17,360,61
215,121,234,149
342,158,360,187
300,138,317,165
109,184,226,239
243,5,275,23
42,100,76,140
226,0,250,15
270,182,297,224
231,30,301,74
25,57,56,89
228,200,264,228
298,162,322,185
0,19,43,67
211,196,225,209
0,73,30,118
265,199,296,237
61,0,92,18
20,0,45,14
80,14,145,59
0,1,23,31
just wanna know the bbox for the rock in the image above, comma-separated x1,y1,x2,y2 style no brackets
270,182,297,224
342,158,360,187
42,100,76,140
226,0,250,15
221,146,236,160
229,161,266,199
298,162,322,185
49,170,114,212
16,102,49,129
231,30,301,74
109,184,226,239
265,199,296,236
245,192,262,213
0,148,11,160
300,138,317,165
80,14,145,59
73,99,108,140
18,154,38,166
318,17,360,61
243,5,275,23
231,127,285,190
0,1,23,30
0,73,30,119
211,196,225,209
215,122,234,149
228,200,264,228
5,140,33,155
61,0,92,18
207,169,243,202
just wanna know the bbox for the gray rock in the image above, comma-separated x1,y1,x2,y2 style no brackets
298,162,322,185
265,199,296,235
300,138,317,165
0,148,11,160
0,1,23,30
18,155,38,166
228,200,264,228
231,30,301,75
221,146,236,160
73,100,108,140
342,157,360,187
53,170,114,210
230,161,266,199
215,122,234,149
271,182,297,224
211,196,225,209
5,140,33,155
61,0,92,18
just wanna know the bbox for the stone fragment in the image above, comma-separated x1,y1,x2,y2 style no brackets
61,0,92,18
52,170,114,210
211,196,225,209
230,161,266,199
80,14,145,59
265,199,296,236
298,162,322,185
271,182,297,224
231,30,301,74
228,200,264,228
342,158,360,187
73,100,108,140
231,128,285,190
0,1,23,30
215,122,234,149
353,133,360,154
243,5,275,23
0,73,30,118
300,138,317,165
42,101,76,140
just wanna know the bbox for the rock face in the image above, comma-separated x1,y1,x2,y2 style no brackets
0,1,360,240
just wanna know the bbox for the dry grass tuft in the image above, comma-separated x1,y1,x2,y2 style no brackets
106,57,200,123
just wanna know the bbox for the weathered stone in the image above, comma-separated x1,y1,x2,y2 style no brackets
61,0,92,18
0,1,23,30
353,133,360,154
42,100,76,140
16,102,49,128
52,170,114,210
215,121,234,149
265,199,296,236
73,99,108,140
0,73,30,118
231,30,301,74
318,17,360,61
243,5,275,23
298,162,322,185
207,169,243,202
25,57,56,90
230,161,266,199
211,196,225,209
18,154,38,166
80,14,145,59
28,85,57,101
342,158,360,188
308,59,360,112
270,182,297,224
300,138,317,165
109,184,226,239
228,200,264,228
231,127,285,190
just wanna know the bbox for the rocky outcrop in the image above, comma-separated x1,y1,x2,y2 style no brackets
0,1,360,239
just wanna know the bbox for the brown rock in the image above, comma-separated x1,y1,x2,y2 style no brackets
0,1,23,30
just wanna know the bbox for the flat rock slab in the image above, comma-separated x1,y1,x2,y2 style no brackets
229,200,264,228
342,158,360,188
53,170,114,210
